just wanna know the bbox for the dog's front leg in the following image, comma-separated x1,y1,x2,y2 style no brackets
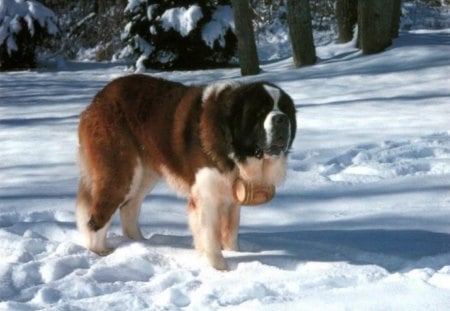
190,168,234,270
188,193,228,270
221,203,241,251
201,201,229,270
190,197,238,270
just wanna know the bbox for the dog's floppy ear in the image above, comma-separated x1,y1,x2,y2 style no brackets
200,84,237,172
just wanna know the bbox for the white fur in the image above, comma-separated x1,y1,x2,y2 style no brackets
125,158,144,201
262,156,288,185
220,203,241,252
77,158,159,253
237,157,264,182
77,150,92,190
237,156,287,185
202,80,239,104
76,199,112,255
159,165,190,195
263,84,292,151
264,111,292,151
263,84,281,110
264,111,283,144
76,152,111,255
120,159,159,240
189,167,237,270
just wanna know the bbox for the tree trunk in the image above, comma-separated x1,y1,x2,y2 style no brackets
336,0,358,43
231,0,260,76
286,0,316,68
391,0,402,38
358,0,394,54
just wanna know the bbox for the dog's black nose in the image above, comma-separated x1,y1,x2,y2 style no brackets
273,114,289,125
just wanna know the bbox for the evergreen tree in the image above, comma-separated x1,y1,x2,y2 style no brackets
122,0,237,70
0,0,58,70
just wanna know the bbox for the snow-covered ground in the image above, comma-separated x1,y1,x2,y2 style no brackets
1,28,450,310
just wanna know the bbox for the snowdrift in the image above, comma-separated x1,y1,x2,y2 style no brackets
0,29,449,310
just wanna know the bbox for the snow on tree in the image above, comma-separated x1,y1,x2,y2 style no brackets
120,0,237,71
0,0,58,70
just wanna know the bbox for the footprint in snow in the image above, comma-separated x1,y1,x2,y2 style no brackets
320,133,450,183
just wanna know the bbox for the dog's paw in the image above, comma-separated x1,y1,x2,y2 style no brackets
222,242,239,252
92,246,114,256
207,253,229,271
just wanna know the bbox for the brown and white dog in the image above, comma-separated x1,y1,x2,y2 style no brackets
76,74,296,270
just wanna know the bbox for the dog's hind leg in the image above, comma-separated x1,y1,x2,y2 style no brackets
76,180,114,255
120,198,144,241
120,163,159,240
76,175,132,255
76,145,137,255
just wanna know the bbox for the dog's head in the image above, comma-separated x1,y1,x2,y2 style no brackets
228,82,297,162
200,81,296,183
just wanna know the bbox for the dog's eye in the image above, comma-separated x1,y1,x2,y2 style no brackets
257,111,266,119
254,146,264,159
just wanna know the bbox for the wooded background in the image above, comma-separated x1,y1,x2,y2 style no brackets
0,0,447,73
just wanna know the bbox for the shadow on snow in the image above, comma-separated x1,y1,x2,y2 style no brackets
138,228,450,273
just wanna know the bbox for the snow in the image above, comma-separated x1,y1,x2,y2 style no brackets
124,0,146,14
0,0,57,54
146,4,157,21
132,36,154,72
402,2,450,30
1,27,450,310
27,1,57,34
160,5,203,37
202,5,234,48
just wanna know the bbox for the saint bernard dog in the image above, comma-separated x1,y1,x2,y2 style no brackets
76,74,296,270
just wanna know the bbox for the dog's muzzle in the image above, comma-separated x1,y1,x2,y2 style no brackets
264,113,290,156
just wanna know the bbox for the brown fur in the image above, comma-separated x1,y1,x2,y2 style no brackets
76,74,294,270
78,75,232,231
